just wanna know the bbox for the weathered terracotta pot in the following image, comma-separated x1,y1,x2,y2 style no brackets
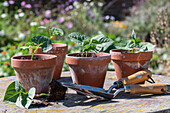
11,54,57,94
29,43,68,79
110,49,153,80
66,52,111,88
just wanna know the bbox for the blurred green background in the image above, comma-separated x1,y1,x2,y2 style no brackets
0,0,169,77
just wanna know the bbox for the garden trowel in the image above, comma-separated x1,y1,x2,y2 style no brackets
62,70,163,99
62,82,170,99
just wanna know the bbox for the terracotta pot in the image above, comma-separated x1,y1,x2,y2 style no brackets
110,49,153,80
11,54,57,94
66,52,111,88
29,43,68,79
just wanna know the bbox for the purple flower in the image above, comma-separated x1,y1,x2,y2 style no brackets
34,4,40,7
44,10,51,18
86,9,91,16
40,21,45,25
69,0,73,2
9,0,15,4
61,4,65,8
122,3,126,7
66,23,73,29
25,4,31,8
65,7,69,12
90,14,95,19
21,1,26,7
66,2,69,5
110,16,115,20
58,17,65,23
51,0,56,3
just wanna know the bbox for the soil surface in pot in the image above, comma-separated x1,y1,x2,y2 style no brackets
72,52,97,57
20,56,44,60
48,79,67,100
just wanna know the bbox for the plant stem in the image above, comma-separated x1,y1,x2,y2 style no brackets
35,93,50,97
86,51,88,57
31,49,35,60
31,45,41,60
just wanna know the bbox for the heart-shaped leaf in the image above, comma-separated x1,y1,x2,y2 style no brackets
138,42,155,52
3,81,25,103
31,35,52,52
50,27,64,36
16,87,35,109
68,32,89,46
91,33,114,52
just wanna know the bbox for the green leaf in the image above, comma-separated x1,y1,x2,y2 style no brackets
38,26,47,29
131,30,136,40
138,42,155,52
50,27,64,36
91,33,114,52
31,35,52,52
68,32,89,46
3,81,25,103
84,44,96,52
91,39,101,44
83,40,90,46
16,87,35,109
108,34,115,40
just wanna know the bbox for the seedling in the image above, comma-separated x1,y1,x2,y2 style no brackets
3,80,49,109
115,30,155,53
21,26,64,60
68,32,114,57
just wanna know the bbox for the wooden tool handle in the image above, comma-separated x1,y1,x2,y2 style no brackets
125,83,168,94
119,70,152,85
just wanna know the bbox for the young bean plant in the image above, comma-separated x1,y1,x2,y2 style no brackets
115,30,155,53
21,26,64,60
68,32,114,57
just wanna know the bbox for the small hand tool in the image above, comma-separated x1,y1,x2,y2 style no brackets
62,70,158,99
107,69,154,93
62,83,170,99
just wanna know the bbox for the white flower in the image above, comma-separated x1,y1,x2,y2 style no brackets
73,1,80,9
75,4,79,9
74,12,78,15
105,15,110,20
19,12,24,17
110,16,115,20
1,14,7,18
90,2,94,6
18,33,25,40
30,22,37,26
0,30,5,36
86,0,91,1
69,5,73,9
73,1,79,6
83,2,87,6
14,14,19,20
98,2,103,7
2,1,9,7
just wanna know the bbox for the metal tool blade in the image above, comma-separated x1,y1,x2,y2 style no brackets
167,85,170,94
62,83,114,99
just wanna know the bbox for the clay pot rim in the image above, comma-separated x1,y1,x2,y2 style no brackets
66,52,111,59
110,49,153,54
11,54,57,62
52,43,68,48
